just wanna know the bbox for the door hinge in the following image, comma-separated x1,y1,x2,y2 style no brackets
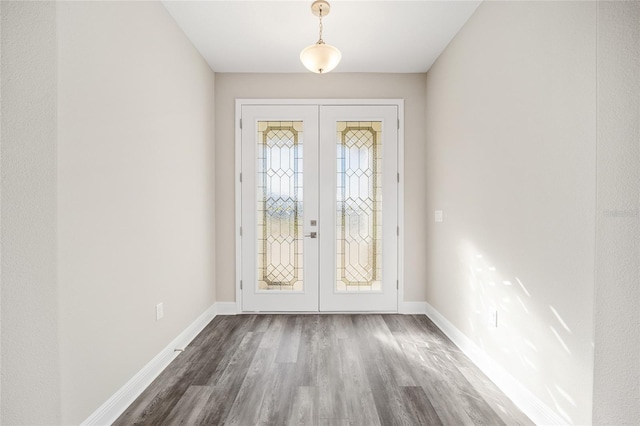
397,280,399,289
397,226,399,236
240,280,243,290
240,118,243,129
397,119,400,130
240,172,242,183
240,226,243,236
397,172,400,183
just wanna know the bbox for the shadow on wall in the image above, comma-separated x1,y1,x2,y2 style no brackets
458,240,583,424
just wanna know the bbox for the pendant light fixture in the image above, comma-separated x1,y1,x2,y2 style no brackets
300,0,341,74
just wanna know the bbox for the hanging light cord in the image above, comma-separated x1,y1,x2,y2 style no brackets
317,7,324,44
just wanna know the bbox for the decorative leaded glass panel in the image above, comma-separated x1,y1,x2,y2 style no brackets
257,121,304,291
336,121,383,292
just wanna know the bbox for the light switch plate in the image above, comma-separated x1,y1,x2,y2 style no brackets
435,210,443,222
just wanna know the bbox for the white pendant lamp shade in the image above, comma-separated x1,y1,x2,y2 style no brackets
300,42,342,74
300,0,341,74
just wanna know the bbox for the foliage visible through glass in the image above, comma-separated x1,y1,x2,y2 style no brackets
257,121,304,291
336,121,383,292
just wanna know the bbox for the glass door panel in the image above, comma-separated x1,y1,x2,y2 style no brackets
336,121,383,292
241,106,318,312
257,121,304,292
320,106,398,312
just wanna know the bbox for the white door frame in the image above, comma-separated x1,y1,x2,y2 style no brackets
235,99,405,313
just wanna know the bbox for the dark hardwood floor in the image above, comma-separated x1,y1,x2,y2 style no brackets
114,314,533,425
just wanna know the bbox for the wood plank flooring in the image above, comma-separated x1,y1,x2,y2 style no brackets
114,314,533,426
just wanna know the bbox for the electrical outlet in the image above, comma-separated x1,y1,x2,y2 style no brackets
156,303,164,321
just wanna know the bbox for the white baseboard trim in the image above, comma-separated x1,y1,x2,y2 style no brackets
81,303,218,426
424,302,567,426
83,301,562,425
398,301,428,314
215,301,239,315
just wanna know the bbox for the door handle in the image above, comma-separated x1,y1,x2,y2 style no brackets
304,232,317,238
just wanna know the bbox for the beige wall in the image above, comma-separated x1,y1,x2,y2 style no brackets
57,1,216,423
1,2,61,424
593,1,640,424
425,1,596,424
214,73,427,303
2,1,216,424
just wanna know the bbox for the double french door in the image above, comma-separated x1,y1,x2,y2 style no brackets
240,103,398,312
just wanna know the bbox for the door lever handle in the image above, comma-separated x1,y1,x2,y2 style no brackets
304,232,318,238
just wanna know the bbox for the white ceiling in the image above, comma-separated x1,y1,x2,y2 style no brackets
161,0,482,73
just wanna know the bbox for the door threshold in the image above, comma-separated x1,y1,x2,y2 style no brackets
240,311,399,315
